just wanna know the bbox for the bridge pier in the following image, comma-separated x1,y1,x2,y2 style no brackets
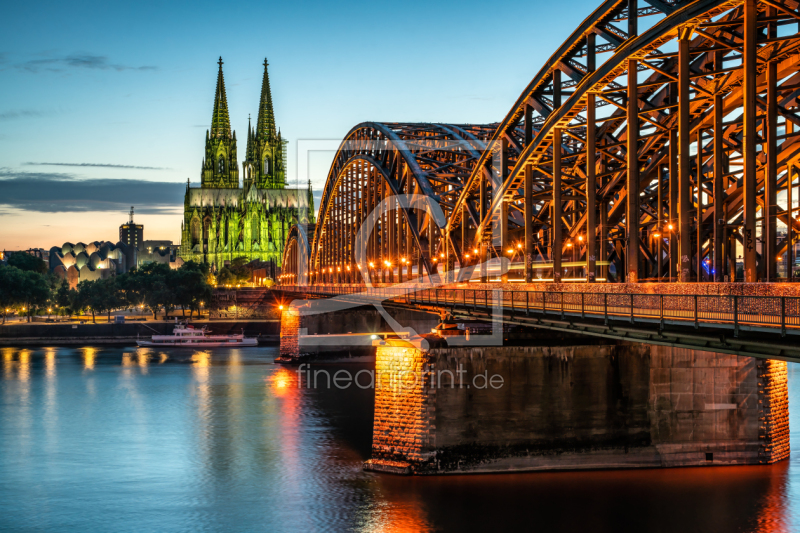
364,338,789,475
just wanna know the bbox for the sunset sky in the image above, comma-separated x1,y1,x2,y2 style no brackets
1,0,599,250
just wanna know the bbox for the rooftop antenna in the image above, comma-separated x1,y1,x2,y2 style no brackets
129,206,135,224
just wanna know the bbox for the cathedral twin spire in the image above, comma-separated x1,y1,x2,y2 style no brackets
256,59,277,142
204,57,283,189
210,57,232,139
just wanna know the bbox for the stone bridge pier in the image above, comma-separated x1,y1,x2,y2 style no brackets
364,337,789,475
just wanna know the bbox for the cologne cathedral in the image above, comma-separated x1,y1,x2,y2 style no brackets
179,58,314,272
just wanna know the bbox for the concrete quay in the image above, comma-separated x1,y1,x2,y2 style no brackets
0,320,280,346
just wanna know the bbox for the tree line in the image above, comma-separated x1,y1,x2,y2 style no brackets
0,254,213,324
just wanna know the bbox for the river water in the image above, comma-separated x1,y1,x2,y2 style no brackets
1,346,799,532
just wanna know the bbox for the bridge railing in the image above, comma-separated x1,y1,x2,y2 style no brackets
275,285,800,336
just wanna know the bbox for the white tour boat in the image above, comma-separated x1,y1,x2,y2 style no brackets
137,324,258,347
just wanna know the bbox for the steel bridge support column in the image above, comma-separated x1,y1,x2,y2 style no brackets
600,200,608,280
765,54,778,280
553,128,563,283
697,128,704,282
678,31,692,283
743,0,758,282
627,59,639,283
714,89,725,282
500,137,510,282
525,102,534,283
406,171,412,282
789,163,795,279
587,93,597,282
428,208,435,283
669,127,678,281
657,165,663,280
525,163,533,283
480,167,488,283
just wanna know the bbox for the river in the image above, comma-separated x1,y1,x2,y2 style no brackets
1,346,799,532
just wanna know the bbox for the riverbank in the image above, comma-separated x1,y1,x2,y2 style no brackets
0,320,280,346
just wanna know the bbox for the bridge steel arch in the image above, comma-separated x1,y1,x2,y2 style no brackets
309,122,497,284
281,223,315,285
449,0,800,284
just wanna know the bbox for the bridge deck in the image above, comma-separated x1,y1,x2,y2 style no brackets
275,284,800,361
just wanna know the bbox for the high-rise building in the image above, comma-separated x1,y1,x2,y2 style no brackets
119,207,144,250
179,58,315,272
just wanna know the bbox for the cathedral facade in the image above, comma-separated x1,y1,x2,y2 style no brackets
180,58,314,272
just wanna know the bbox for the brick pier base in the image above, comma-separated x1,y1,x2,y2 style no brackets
364,339,790,475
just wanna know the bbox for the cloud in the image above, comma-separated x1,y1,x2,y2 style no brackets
15,54,157,73
0,169,184,214
0,109,48,121
24,162,168,171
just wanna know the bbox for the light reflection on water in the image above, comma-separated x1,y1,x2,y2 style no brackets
0,346,799,532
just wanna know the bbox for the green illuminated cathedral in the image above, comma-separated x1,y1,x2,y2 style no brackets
180,58,314,272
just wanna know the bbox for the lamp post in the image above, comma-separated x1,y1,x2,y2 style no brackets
652,232,662,280
566,240,574,279
666,223,674,283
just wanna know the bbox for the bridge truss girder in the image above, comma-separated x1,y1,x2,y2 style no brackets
309,122,497,284
449,0,800,284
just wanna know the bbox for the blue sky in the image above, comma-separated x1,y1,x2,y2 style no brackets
0,0,599,249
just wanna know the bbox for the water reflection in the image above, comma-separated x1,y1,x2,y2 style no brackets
81,347,96,370
0,346,798,533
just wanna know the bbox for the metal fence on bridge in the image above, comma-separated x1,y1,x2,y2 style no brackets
276,285,800,337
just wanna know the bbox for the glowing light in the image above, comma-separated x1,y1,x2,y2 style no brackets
439,253,444,258
473,248,478,254
465,254,470,259
517,242,523,248
507,249,514,254
578,235,583,242
279,305,284,310
384,260,391,267
369,262,375,268
370,334,378,340
346,265,350,271
653,233,661,238
668,224,674,231
566,242,573,247
432,258,438,263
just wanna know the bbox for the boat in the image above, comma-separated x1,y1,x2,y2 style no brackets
136,324,258,347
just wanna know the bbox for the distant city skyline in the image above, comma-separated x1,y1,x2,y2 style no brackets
0,0,599,250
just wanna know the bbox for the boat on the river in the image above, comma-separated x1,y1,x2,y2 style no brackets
137,324,258,347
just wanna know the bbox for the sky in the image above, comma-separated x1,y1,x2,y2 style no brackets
0,0,600,250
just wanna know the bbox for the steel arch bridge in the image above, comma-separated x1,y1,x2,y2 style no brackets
281,224,315,285
289,0,800,286
307,122,497,284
